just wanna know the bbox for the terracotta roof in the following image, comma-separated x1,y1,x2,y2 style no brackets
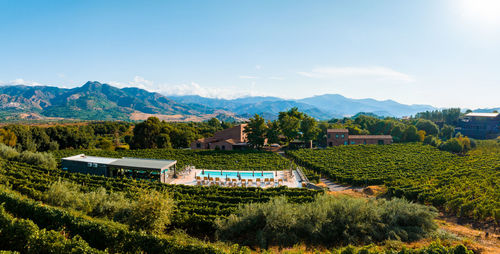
327,129,349,132
349,135,393,140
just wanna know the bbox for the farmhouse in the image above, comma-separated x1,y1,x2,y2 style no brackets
191,124,249,150
456,112,500,139
61,154,177,183
326,129,393,147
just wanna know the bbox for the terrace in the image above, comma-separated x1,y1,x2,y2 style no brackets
170,168,303,188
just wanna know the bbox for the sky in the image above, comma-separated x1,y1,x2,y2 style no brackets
0,0,499,109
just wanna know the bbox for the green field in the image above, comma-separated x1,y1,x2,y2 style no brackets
53,149,291,172
287,143,500,223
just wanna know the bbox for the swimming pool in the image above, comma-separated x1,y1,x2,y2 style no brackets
198,170,275,180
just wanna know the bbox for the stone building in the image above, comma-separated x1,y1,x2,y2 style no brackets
191,124,248,150
326,129,393,147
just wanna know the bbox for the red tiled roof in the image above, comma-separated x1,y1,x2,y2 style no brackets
349,135,393,139
327,129,349,132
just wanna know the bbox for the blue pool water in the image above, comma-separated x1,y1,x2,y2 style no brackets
198,170,275,179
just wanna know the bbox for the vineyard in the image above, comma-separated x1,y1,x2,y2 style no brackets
286,143,500,223
0,153,478,252
53,149,291,172
0,158,321,238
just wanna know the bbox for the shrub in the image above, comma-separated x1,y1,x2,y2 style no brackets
125,190,175,234
216,195,438,248
18,151,57,169
44,180,130,219
0,143,19,160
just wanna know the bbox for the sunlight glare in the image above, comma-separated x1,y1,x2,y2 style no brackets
458,0,500,27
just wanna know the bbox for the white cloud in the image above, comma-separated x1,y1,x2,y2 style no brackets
239,75,259,79
269,76,285,80
255,65,262,70
0,78,44,86
298,66,415,82
108,76,267,99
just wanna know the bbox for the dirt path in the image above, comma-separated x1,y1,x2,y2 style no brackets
436,218,500,254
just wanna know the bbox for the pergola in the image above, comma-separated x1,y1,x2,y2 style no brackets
108,157,177,183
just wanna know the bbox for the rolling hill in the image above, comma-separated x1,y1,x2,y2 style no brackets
0,81,444,121
0,81,229,121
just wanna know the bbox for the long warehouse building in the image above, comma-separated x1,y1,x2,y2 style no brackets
61,154,177,183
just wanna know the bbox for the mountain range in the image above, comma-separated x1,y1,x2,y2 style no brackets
0,81,438,121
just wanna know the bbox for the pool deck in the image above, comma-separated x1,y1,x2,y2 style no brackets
170,169,302,188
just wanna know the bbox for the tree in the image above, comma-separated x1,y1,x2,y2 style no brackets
417,130,426,142
439,125,455,140
390,126,403,143
97,137,114,150
0,129,17,147
131,117,162,149
403,126,420,142
208,117,221,129
244,114,267,149
156,134,172,148
415,119,439,136
266,120,281,144
126,190,175,234
278,108,303,143
300,115,318,148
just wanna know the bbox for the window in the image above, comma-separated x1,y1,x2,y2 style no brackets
364,140,367,145
378,140,384,145
335,134,339,138
344,141,348,145
93,163,98,168
221,145,226,150
196,143,201,148
328,142,333,147
88,162,92,167
341,134,345,138
350,141,355,145
327,134,331,138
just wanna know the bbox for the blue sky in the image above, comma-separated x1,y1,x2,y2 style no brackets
0,0,499,108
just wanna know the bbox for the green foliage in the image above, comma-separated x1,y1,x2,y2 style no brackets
18,150,57,169
438,136,471,154
244,114,268,149
266,120,281,144
439,125,455,140
278,107,304,143
0,143,56,169
0,129,17,147
0,158,321,237
43,180,130,219
299,115,319,145
125,189,175,234
415,119,439,136
216,195,438,248
0,143,19,160
415,108,461,125
0,187,224,253
287,143,500,222
0,204,103,253
403,126,420,142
